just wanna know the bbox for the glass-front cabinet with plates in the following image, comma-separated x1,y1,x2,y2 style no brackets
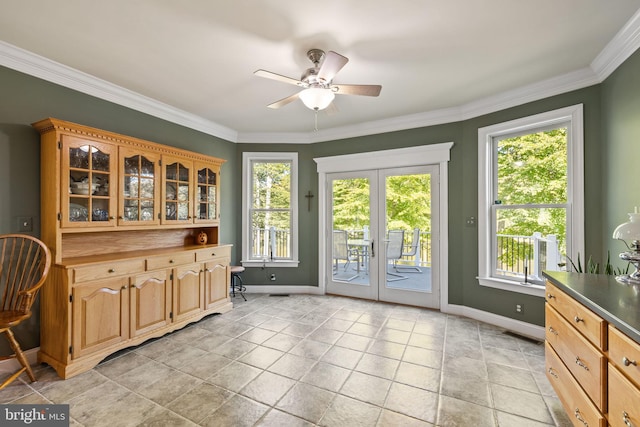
60,135,117,228
195,162,219,223
119,148,161,225
35,118,231,381
162,156,193,224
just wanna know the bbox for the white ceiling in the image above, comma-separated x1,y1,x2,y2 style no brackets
1,1,640,143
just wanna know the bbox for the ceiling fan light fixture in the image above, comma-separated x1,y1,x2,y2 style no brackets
299,87,335,111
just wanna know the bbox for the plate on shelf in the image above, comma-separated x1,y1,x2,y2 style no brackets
166,183,176,200
141,207,154,221
69,203,88,221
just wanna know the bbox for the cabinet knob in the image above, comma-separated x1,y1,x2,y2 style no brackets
211,253,216,257
573,316,583,323
574,409,588,427
575,356,590,371
169,259,174,263
121,286,127,290
623,411,632,427
548,326,558,336
108,268,115,273
622,356,638,367
547,367,558,378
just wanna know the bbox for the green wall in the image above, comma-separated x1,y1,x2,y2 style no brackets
0,45,637,353
602,48,640,262
0,66,236,353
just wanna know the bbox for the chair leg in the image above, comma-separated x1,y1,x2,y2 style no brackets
236,274,247,301
0,329,34,389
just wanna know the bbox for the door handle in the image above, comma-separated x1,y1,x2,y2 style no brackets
370,240,374,257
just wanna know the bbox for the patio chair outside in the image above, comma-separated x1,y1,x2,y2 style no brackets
333,230,358,282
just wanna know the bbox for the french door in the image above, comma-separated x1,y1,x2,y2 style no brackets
326,165,439,308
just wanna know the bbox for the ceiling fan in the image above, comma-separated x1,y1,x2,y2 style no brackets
254,49,382,112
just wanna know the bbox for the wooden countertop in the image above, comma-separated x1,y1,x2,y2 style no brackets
543,270,640,345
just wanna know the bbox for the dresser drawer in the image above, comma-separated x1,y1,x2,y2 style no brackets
545,342,605,427
73,258,145,283
546,281,606,350
608,363,640,427
545,304,607,411
608,325,640,388
146,252,195,270
195,245,231,262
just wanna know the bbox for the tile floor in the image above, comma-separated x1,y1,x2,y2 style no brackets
0,293,572,426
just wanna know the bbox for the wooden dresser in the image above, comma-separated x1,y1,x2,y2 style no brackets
544,271,640,427
34,118,233,379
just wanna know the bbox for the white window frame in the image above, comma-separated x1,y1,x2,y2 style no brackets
477,104,584,297
241,152,299,268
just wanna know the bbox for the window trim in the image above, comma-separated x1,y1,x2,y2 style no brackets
241,152,299,268
477,104,584,296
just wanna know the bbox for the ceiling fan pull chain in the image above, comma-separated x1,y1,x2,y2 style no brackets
314,109,319,132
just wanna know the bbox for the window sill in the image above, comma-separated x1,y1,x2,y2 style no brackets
241,260,300,268
477,276,545,297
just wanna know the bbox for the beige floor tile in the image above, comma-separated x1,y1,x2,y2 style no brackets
276,382,335,424
240,371,296,406
320,394,381,427
6,294,568,427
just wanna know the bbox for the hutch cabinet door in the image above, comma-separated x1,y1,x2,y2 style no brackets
194,162,220,224
130,270,171,338
204,259,229,309
162,155,193,225
61,135,117,228
172,263,204,322
72,277,129,359
119,148,161,226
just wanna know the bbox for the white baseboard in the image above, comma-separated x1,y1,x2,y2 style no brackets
243,285,324,295
442,303,545,341
0,347,39,373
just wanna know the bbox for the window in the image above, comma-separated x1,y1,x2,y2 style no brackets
242,152,299,267
478,105,584,296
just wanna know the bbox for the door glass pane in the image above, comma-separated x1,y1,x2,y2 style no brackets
331,178,370,285
384,173,432,292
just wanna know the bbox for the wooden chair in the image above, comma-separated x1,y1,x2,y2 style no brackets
0,234,51,389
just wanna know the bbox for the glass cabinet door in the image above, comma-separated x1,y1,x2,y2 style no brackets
61,135,116,228
120,149,161,225
162,156,192,224
194,163,219,223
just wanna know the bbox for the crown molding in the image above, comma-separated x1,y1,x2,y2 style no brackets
591,7,640,80
0,41,238,142
2,8,639,145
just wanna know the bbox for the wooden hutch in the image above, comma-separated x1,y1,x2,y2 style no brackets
34,118,232,379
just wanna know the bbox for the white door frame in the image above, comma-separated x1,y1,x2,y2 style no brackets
314,143,453,309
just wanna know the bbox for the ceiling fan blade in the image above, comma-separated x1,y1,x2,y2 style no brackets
267,92,300,109
317,51,349,83
332,84,382,97
254,69,303,86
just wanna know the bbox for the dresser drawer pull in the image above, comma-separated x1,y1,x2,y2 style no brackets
548,326,558,336
169,259,174,264
623,357,638,367
623,411,633,427
574,315,584,323
574,408,589,426
575,357,590,371
108,268,116,273
547,293,556,300
547,367,558,378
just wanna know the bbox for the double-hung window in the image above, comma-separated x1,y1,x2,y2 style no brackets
242,152,299,267
478,105,584,295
